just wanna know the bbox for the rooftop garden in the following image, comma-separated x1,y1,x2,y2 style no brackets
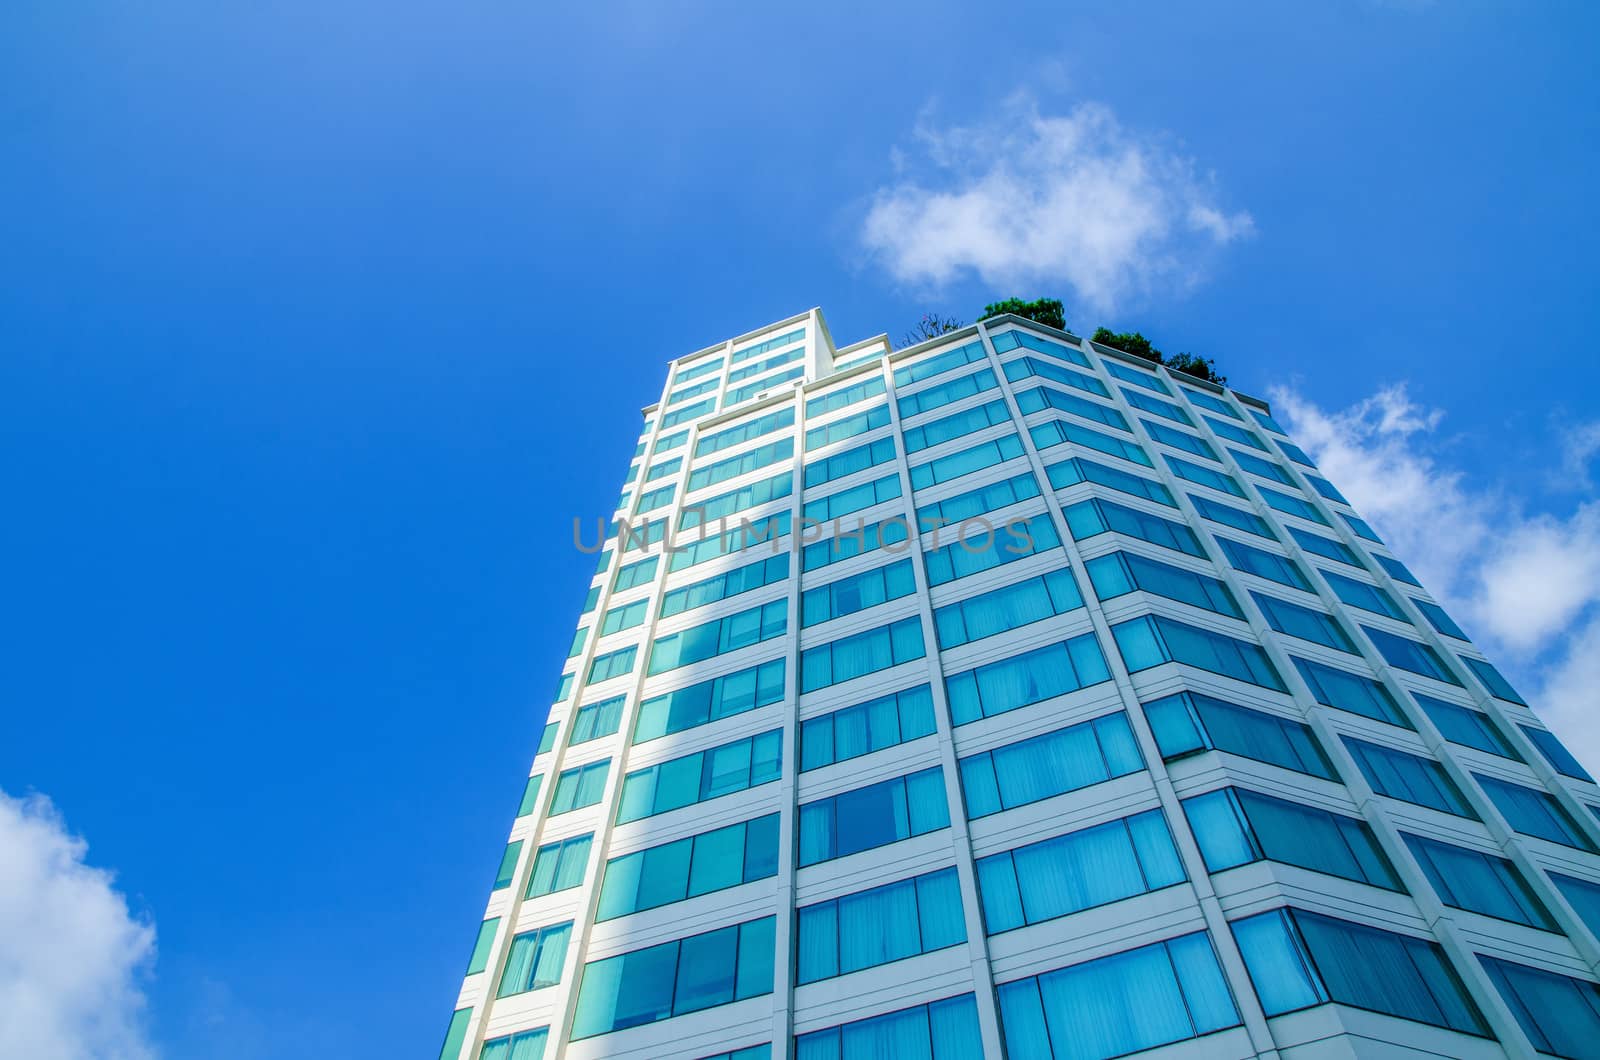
900,296,1226,386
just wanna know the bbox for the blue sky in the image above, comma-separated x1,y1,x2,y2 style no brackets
2,3,1598,1057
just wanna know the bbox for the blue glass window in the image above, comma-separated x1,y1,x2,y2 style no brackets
492,840,522,892
1257,486,1329,525
478,1028,548,1060
916,471,1040,528
1411,599,1467,640
647,600,786,676
1105,358,1170,393
1413,693,1517,758
596,814,779,921
1215,536,1310,589
959,713,1142,818
1306,475,1347,503
945,635,1111,725
616,730,781,824
614,555,659,592
1481,956,1600,1060
696,409,795,458
526,833,593,898
588,645,638,683
1550,872,1600,942
800,684,936,771
668,378,719,405
1402,833,1555,929
804,436,896,489
659,555,790,619
680,472,793,530
635,483,677,513
1320,569,1405,618
1476,773,1596,851
1373,552,1421,584
1164,453,1244,496
1183,387,1239,419
1462,656,1526,704
661,397,718,429
654,428,688,453
1342,737,1475,818
796,867,966,983
909,433,1024,490
1277,440,1317,467
1064,497,1203,555
427,990,501,1054
1030,418,1151,466
812,377,889,419
732,328,805,363
802,559,916,626
600,600,648,637
1088,551,1240,617
893,339,987,386
1230,448,1294,485
727,346,802,384
1112,615,1286,690
1341,513,1383,542
1522,725,1595,782
726,365,805,406
645,457,681,482
1144,691,1336,779
1291,656,1410,727
516,775,544,818
924,514,1062,586
977,809,1185,933
1013,383,1129,431
798,767,950,865
569,695,625,745
1045,456,1174,506
996,932,1240,1060
1231,907,1486,1034
496,921,573,997
675,355,724,383
1252,591,1356,652
800,617,925,692
1249,407,1286,433
1189,494,1275,539
1363,626,1462,684
699,1046,769,1060
1206,416,1267,451
550,760,610,815
903,400,1011,453
1123,387,1193,425
1184,787,1400,889
989,328,1090,366
794,993,980,1060
934,567,1082,649
897,368,998,419
1289,526,1361,566
664,512,789,575
569,916,775,1039
537,720,559,755
1142,419,1217,460
800,514,910,573
688,438,794,493
1004,355,1110,398
633,659,785,744
803,473,900,523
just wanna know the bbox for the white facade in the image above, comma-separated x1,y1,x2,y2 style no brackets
440,309,1600,1060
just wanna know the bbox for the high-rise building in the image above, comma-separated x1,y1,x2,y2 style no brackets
439,308,1600,1060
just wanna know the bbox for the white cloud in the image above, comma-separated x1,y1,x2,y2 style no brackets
860,94,1253,314
1274,384,1600,771
0,789,157,1060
